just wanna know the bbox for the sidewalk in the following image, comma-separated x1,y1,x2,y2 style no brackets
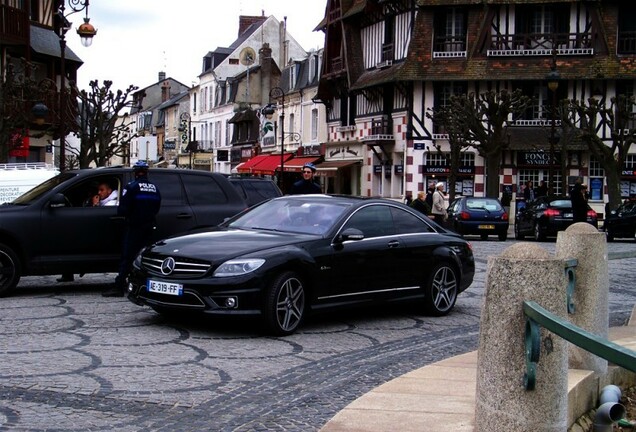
320,306,636,432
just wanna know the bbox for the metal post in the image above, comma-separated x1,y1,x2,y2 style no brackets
280,92,285,190
58,26,67,171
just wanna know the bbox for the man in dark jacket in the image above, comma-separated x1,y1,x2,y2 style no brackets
103,161,162,297
570,177,588,223
290,162,321,194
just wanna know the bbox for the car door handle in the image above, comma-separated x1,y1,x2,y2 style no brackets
387,240,400,248
176,213,193,219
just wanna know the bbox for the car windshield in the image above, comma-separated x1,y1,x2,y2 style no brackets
10,173,75,205
227,198,352,235
618,201,636,215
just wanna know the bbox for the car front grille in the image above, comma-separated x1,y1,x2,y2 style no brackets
141,253,212,278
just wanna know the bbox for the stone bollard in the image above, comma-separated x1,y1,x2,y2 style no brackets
555,222,609,373
476,243,568,432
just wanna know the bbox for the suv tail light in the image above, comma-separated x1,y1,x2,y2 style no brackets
587,209,597,219
544,208,561,217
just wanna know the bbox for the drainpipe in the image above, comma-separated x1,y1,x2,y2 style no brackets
594,385,626,432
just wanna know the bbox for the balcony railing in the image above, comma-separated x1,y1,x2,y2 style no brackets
0,4,28,45
362,117,394,142
487,32,595,56
618,31,636,54
432,35,467,58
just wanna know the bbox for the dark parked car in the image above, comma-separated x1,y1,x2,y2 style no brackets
127,195,475,335
446,197,509,241
227,176,282,207
0,168,247,296
603,200,636,241
514,196,598,241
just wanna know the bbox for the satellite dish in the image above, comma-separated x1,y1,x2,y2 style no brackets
239,47,256,66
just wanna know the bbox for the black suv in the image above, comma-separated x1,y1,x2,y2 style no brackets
226,176,282,207
0,168,247,296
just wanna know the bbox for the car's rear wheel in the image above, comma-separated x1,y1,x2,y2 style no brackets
424,263,458,316
514,223,524,240
534,223,546,241
0,243,20,297
264,271,305,336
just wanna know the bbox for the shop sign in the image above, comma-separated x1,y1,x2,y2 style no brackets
422,165,474,175
394,165,404,174
622,169,636,178
373,165,383,174
301,145,322,157
517,151,560,166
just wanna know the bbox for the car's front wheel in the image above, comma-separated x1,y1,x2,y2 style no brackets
264,271,306,336
0,243,21,297
424,263,458,316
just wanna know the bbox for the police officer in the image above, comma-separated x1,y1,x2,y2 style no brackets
103,161,161,297
290,162,321,194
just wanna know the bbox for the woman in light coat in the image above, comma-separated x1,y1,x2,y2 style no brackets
431,182,447,222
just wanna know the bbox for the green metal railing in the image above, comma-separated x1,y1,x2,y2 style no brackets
523,253,636,390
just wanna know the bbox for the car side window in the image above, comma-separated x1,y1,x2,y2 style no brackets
63,175,121,207
391,207,435,234
148,172,185,206
182,174,228,206
342,205,394,238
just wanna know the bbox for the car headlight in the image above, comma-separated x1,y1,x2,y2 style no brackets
133,252,143,269
214,258,265,277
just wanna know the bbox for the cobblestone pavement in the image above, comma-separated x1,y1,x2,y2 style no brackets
0,239,634,431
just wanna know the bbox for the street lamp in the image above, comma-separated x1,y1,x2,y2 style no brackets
269,87,287,189
546,52,560,195
56,0,97,171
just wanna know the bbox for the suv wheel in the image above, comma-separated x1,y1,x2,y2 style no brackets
0,243,21,297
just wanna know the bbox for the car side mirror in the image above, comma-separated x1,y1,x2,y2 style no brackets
49,193,67,208
336,228,364,243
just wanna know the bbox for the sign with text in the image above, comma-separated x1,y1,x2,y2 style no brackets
517,151,560,167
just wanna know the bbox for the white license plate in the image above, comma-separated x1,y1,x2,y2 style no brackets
563,213,573,218
478,224,495,230
147,279,183,296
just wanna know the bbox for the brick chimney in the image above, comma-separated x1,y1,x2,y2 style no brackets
259,43,273,106
161,80,171,102
238,12,267,37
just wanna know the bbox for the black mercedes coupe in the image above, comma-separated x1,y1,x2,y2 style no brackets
127,195,475,335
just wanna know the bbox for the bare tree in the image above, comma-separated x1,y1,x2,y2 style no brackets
427,99,471,202
568,95,636,212
71,80,138,168
429,89,532,198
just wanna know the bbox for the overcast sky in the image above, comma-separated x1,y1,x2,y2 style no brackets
66,0,327,91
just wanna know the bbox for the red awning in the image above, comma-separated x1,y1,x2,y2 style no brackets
280,157,321,172
236,155,269,173
252,153,293,175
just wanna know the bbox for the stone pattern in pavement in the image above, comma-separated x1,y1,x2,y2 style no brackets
0,239,634,431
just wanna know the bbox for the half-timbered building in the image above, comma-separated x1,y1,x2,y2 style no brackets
316,0,636,217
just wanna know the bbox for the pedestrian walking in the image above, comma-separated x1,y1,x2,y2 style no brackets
570,177,588,223
410,191,431,215
103,161,161,297
431,182,447,223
